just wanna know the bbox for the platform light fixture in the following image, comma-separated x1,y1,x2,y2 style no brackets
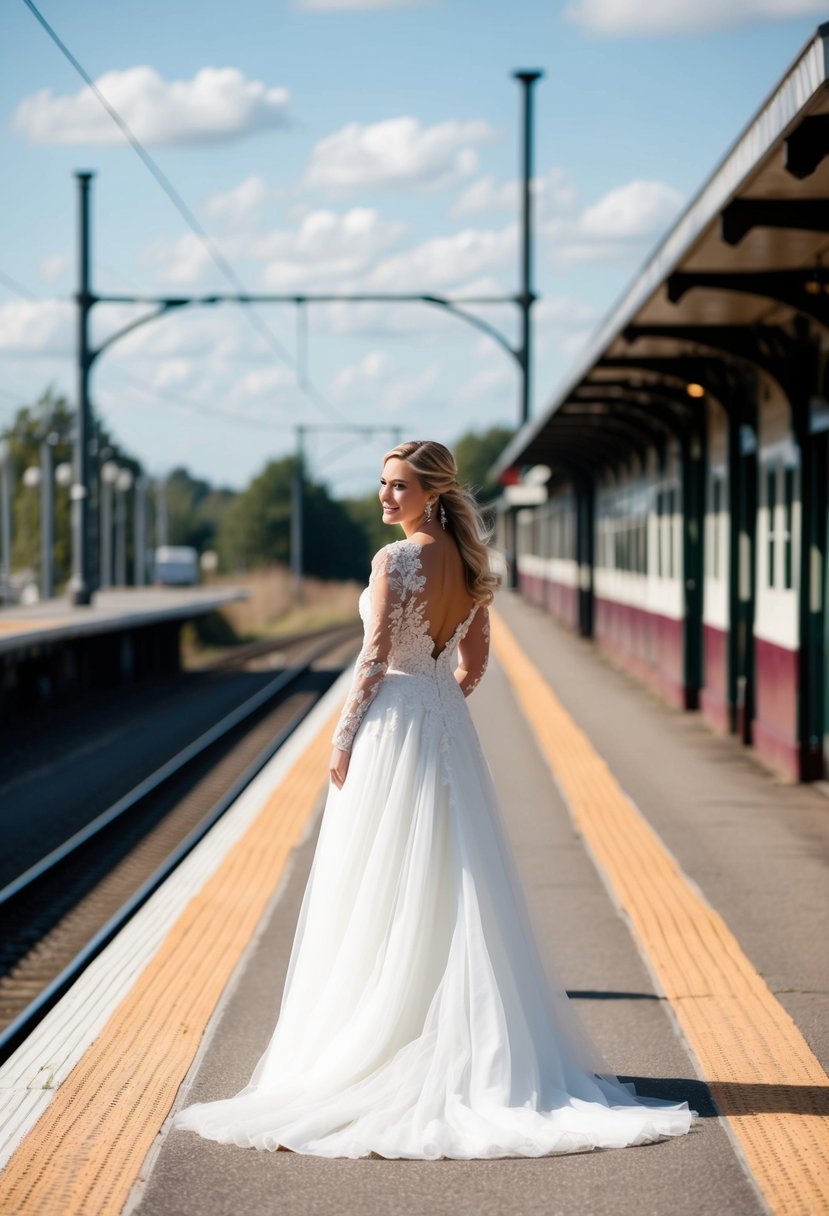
686,382,705,399
804,258,829,296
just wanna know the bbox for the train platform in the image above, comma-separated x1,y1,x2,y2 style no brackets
0,585,248,719
0,591,827,1216
0,586,246,654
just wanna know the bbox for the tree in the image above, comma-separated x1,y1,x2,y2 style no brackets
164,467,234,552
3,388,147,592
6,389,74,585
216,457,370,580
341,494,388,558
454,426,515,503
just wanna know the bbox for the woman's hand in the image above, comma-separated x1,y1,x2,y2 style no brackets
329,747,351,790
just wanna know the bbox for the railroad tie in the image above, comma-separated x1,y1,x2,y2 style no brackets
0,706,339,1216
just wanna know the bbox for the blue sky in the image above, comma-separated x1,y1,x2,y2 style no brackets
1,0,825,496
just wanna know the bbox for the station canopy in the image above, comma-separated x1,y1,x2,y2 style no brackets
494,23,829,484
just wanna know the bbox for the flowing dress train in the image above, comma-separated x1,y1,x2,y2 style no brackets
174,539,695,1158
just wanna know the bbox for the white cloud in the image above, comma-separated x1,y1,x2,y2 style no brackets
303,117,498,193
141,207,406,291
332,350,439,413
577,179,685,239
39,252,70,285
152,358,194,390
548,179,684,265
369,224,517,292
12,66,291,147
0,299,73,355
535,296,600,359
230,366,295,406
534,295,600,332
564,0,826,36
203,175,268,225
115,309,244,359
451,167,578,219
257,208,406,289
309,299,445,339
333,351,392,398
140,232,216,287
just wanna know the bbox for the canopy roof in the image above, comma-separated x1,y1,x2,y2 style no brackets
495,22,829,481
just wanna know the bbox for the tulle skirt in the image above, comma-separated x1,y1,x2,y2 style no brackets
174,672,695,1158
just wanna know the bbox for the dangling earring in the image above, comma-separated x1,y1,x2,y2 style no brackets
439,502,447,531
424,501,433,524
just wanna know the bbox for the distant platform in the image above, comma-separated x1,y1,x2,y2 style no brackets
0,586,246,655
0,586,249,719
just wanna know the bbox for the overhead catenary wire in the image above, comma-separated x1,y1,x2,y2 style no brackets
19,0,350,426
105,364,295,434
0,270,294,437
0,269,38,300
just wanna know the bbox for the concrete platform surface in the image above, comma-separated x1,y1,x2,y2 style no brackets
118,589,829,1216
0,585,247,653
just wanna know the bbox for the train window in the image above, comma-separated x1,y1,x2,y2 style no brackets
656,490,663,577
667,488,675,579
783,466,795,590
767,468,777,589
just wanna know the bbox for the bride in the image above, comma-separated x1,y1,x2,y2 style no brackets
174,439,695,1159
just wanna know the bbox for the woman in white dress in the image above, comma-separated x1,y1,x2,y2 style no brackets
174,439,695,1159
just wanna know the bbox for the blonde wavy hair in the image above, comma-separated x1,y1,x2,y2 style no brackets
383,439,499,605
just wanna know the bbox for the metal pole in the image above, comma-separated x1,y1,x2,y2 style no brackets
291,426,305,603
100,477,113,588
0,442,11,605
69,171,95,604
115,483,126,585
134,476,146,586
155,478,168,547
513,70,543,428
40,435,54,601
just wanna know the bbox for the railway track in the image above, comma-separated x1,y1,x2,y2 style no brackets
0,624,358,1062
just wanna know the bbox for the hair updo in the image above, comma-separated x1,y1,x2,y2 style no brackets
383,439,499,605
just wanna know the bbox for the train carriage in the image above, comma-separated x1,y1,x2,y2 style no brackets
495,23,829,782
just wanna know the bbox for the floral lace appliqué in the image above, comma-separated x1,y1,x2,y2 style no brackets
332,540,487,752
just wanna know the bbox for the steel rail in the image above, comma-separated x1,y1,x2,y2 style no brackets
0,628,353,1063
0,627,355,907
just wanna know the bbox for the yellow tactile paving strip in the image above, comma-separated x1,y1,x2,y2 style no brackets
3,617,828,1216
0,618,67,634
0,707,338,1216
490,609,829,1216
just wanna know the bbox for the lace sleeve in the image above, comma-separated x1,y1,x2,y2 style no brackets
332,549,401,752
455,605,490,697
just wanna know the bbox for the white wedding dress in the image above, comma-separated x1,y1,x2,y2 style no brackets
174,539,695,1158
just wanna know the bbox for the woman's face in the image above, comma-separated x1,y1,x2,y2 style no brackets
379,457,433,534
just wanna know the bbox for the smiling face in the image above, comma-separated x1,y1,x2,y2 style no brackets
379,456,434,537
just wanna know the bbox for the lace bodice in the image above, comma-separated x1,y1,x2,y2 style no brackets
332,539,490,752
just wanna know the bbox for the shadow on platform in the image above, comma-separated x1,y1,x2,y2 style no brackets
619,1076,829,1119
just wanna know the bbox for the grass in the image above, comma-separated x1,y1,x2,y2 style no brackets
181,564,362,668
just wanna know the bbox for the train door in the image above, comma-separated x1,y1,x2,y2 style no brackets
576,480,594,638
821,434,829,776
812,431,828,778
736,423,758,744
795,414,826,781
681,423,705,710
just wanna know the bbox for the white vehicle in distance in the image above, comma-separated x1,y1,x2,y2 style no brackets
153,545,199,586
